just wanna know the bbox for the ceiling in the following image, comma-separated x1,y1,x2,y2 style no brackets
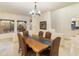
0,2,78,16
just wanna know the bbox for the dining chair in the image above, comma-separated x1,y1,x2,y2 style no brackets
40,37,61,56
17,33,23,54
18,33,35,56
50,37,61,56
20,32,36,56
23,31,29,37
19,33,28,56
39,31,44,38
45,32,51,39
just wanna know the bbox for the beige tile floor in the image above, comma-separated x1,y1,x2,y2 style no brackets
0,37,79,56
0,38,20,56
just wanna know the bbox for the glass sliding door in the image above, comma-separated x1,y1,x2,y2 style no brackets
0,19,14,34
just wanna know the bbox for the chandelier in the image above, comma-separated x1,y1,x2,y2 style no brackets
29,2,40,16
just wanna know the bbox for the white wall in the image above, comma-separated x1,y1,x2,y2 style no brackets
37,3,79,38
37,11,57,38
31,16,39,35
26,16,40,36
39,12,52,31
27,12,52,36
0,13,28,20
51,3,79,37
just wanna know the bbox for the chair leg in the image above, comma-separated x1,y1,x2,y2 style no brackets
21,51,24,56
18,48,20,53
36,53,40,56
18,48,22,53
20,50,26,56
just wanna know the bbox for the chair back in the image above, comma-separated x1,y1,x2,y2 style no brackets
18,33,27,56
50,37,61,56
23,31,29,37
45,32,51,39
39,31,44,38
17,33,23,50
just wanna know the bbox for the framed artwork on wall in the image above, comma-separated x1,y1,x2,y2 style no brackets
40,21,47,30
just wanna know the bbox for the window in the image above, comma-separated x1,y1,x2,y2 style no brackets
0,19,14,34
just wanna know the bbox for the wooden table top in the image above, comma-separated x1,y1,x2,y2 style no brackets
25,37,49,53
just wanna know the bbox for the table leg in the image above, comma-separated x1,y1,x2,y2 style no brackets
36,53,40,56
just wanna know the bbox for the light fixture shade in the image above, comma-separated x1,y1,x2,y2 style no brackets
29,10,35,15
29,10,40,16
29,2,40,16
38,10,41,14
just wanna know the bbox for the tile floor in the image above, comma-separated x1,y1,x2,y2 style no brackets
0,37,79,56
0,38,20,56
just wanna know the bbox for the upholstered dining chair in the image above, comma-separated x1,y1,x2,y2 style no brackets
38,31,44,38
45,32,51,39
17,33,23,54
50,37,61,56
40,37,61,56
21,36,28,56
23,31,29,37
18,33,27,56
21,32,36,56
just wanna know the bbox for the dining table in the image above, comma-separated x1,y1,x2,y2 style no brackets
24,35,51,56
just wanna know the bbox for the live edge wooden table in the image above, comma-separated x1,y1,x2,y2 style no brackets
24,36,51,56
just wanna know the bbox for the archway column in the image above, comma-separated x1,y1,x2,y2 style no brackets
13,20,18,42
